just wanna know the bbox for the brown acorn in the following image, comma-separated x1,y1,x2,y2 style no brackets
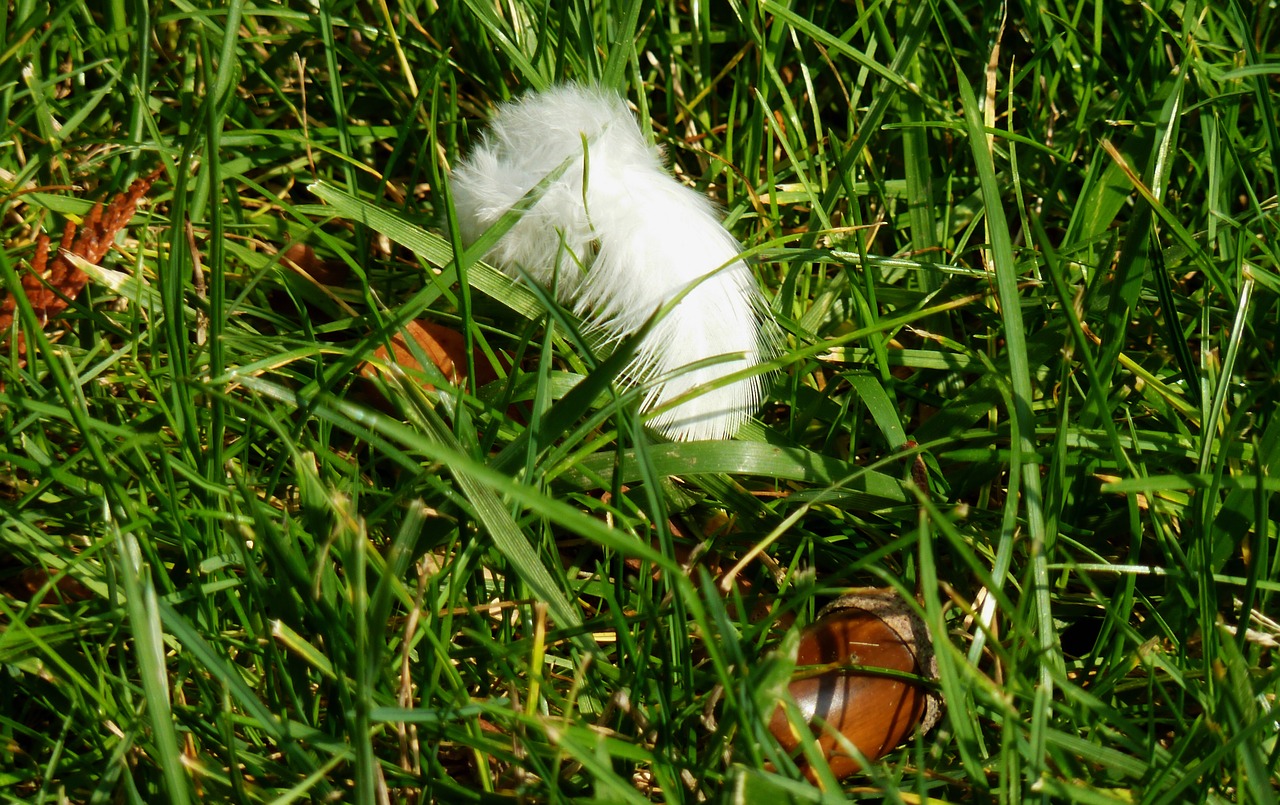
768,588,941,780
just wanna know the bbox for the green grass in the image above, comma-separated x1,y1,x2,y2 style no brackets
2,0,1279,802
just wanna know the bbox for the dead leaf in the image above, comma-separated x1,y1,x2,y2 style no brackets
281,242,350,287
360,319,502,390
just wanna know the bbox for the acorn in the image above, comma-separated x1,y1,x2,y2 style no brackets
768,588,941,780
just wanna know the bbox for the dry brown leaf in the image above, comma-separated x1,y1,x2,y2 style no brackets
1,566,94,604
280,242,351,287
360,319,501,390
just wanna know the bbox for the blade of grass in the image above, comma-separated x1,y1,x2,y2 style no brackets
115,529,192,805
956,60,1060,785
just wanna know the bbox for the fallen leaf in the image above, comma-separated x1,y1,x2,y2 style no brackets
360,319,502,390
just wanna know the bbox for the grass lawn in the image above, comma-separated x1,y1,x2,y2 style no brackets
2,0,1279,802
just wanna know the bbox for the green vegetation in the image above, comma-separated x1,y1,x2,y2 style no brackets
2,1,1278,802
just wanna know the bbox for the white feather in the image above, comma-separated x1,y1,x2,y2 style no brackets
450,83,775,441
